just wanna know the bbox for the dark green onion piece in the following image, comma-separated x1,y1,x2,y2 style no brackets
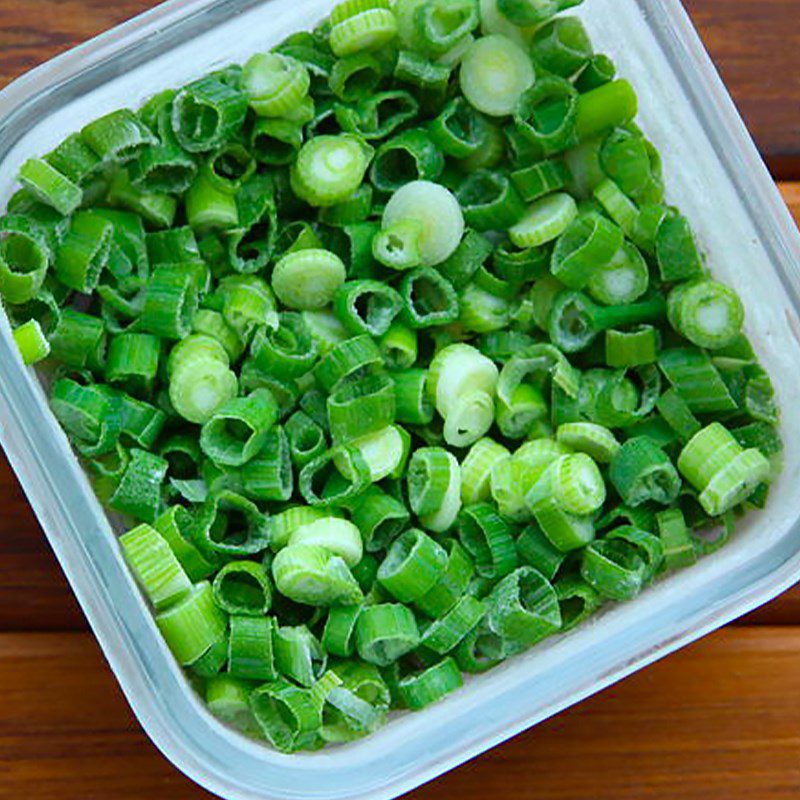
250,313,319,378
554,574,601,631
428,97,490,160
171,76,249,153
355,603,420,667
513,76,578,157
455,170,526,232
531,17,592,77
286,411,328,469
327,374,396,445
350,485,410,553
486,567,561,654
398,657,463,710
55,211,113,293
609,436,681,507
0,216,51,305
48,308,107,371
658,348,738,414
551,212,623,289
370,128,445,194
109,448,168,523
313,334,383,392
212,560,273,615
549,290,665,353
400,267,460,329
458,503,518,580
18,158,83,216
194,490,270,556
240,427,294,502
655,212,703,282
334,280,404,337
106,333,160,396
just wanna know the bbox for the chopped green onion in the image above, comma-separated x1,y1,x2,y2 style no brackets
329,0,399,58
355,603,420,666
272,248,347,310
667,279,744,351
273,543,363,606
486,566,561,653
460,35,535,117
120,523,192,611
13,319,51,365
609,436,681,507
155,581,228,665
291,135,374,207
381,180,465,267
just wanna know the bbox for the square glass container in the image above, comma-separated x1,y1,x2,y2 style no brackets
1,1,800,799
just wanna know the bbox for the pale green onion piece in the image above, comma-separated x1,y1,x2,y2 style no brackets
419,454,462,533
268,506,329,552
155,581,227,665
667,279,744,351
289,517,364,566
243,52,311,118
427,342,499,418
206,675,258,734
335,425,407,482
120,523,192,611
459,35,534,117
556,422,619,463
479,0,535,45
272,543,363,607
372,218,425,270
13,319,51,365
443,389,496,448
698,448,770,516
528,453,606,516
586,239,649,306
272,249,347,310
329,0,399,57
461,438,511,505
381,180,465,267
291,134,374,207
509,192,578,248
170,358,238,425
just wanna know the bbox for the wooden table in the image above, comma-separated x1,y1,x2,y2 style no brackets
1,2,799,798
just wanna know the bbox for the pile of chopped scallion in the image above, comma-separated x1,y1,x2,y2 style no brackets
0,0,782,753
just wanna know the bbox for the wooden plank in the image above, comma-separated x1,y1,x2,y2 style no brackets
1,628,800,799
0,1,798,174
683,0,800,178
0,466,85,632
0,183,798,632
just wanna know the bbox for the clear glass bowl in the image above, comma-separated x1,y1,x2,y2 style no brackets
1,2,800,799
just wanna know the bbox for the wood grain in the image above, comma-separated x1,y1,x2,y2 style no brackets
1,628,800,799
0,0,798,175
